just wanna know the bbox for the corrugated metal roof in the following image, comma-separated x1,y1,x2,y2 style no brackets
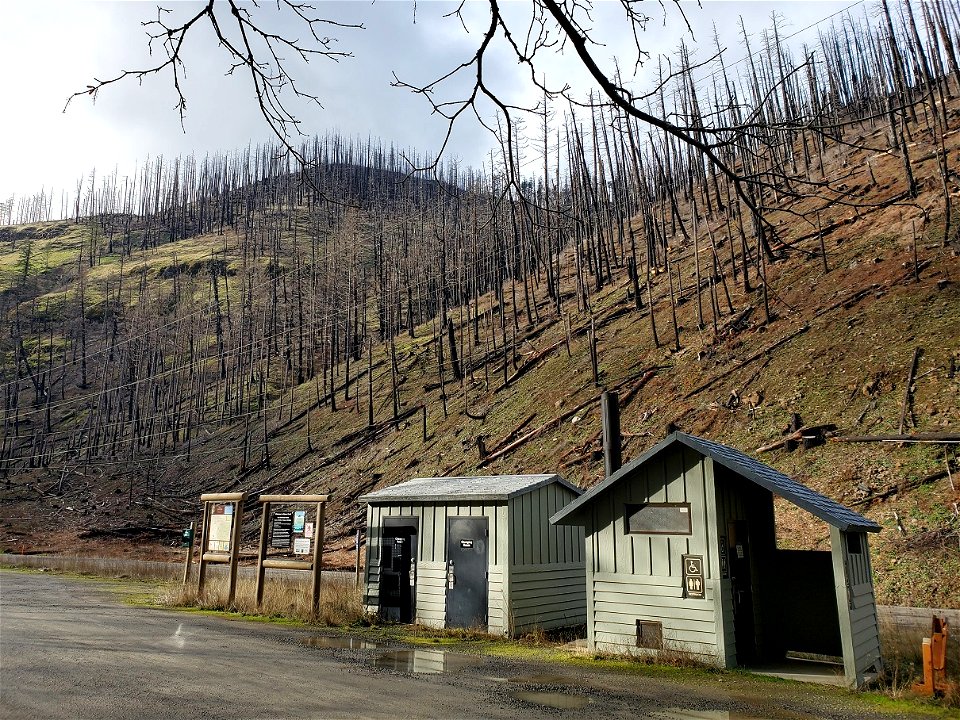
360,473,580,504
551,432,880,533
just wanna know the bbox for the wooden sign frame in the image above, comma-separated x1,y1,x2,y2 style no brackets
255,494,329,615
197,492,247,606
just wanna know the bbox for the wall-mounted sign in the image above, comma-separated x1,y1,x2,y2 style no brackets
293,537,311,555
271,512,293,549
207,502,234,553
293,510,306,533
304,522,314,539
682,554,705,599
718,536,729,579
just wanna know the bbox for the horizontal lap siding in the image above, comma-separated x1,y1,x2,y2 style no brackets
833,527,882,686
718,579,736,666
850,582,881,672
415,562,447,628
363,504,380,613
511,564,586,632
489,566,507,634
847,532,881,678
364,563,381,614
590,573,719,663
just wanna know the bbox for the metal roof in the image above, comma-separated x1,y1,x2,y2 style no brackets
551,432,880,533
360,473,580,504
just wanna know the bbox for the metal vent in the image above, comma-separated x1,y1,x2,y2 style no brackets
636,620,663,649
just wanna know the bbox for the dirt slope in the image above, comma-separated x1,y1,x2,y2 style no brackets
1,113,958,608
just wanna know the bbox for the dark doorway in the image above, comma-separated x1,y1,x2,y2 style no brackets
380,517,418,623
445,516,488,629
728,520,757,664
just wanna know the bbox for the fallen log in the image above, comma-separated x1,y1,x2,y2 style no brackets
810,260,931,321
851,469,951,507
479,395,599,467
498,338,565,390
618,369,657,408
335,404,421,446
899,347,922,435
832,433,960,444
756,424,837,453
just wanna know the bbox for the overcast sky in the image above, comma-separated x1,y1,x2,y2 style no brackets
0,0,865,209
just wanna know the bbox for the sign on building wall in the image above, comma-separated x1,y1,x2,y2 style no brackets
682,554,705,599
718,536,729,579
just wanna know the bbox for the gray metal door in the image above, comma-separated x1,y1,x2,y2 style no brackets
445,516,488,629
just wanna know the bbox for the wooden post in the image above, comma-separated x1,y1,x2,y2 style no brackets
311,500,325,617
227,496,244,608
197,504,211,595
181,520,195,586
255,501,271,607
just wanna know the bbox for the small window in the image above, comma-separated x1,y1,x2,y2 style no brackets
636,620,663,649
848,533,863,554
625,503,692,535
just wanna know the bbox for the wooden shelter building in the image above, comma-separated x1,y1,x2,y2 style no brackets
551,432,883,687
361,474,585,636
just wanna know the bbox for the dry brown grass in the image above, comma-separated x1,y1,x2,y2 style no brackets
876,620,960,708
0,553,181,581
159,572,367,626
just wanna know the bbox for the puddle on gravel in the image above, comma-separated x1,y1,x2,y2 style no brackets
302,636,377,650
510,690,589,710
372,649,482,674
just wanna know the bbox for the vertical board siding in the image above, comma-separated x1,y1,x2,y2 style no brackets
506,483,586,635
849,532,882,679
508,485,584,567
363,504,381,613
365,501,497,618
590,447,710,582
832,526,883,687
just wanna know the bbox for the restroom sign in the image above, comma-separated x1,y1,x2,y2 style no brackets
682,554,705,599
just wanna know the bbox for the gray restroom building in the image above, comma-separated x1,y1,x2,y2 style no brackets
551,432,883,688
360,474,586,636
